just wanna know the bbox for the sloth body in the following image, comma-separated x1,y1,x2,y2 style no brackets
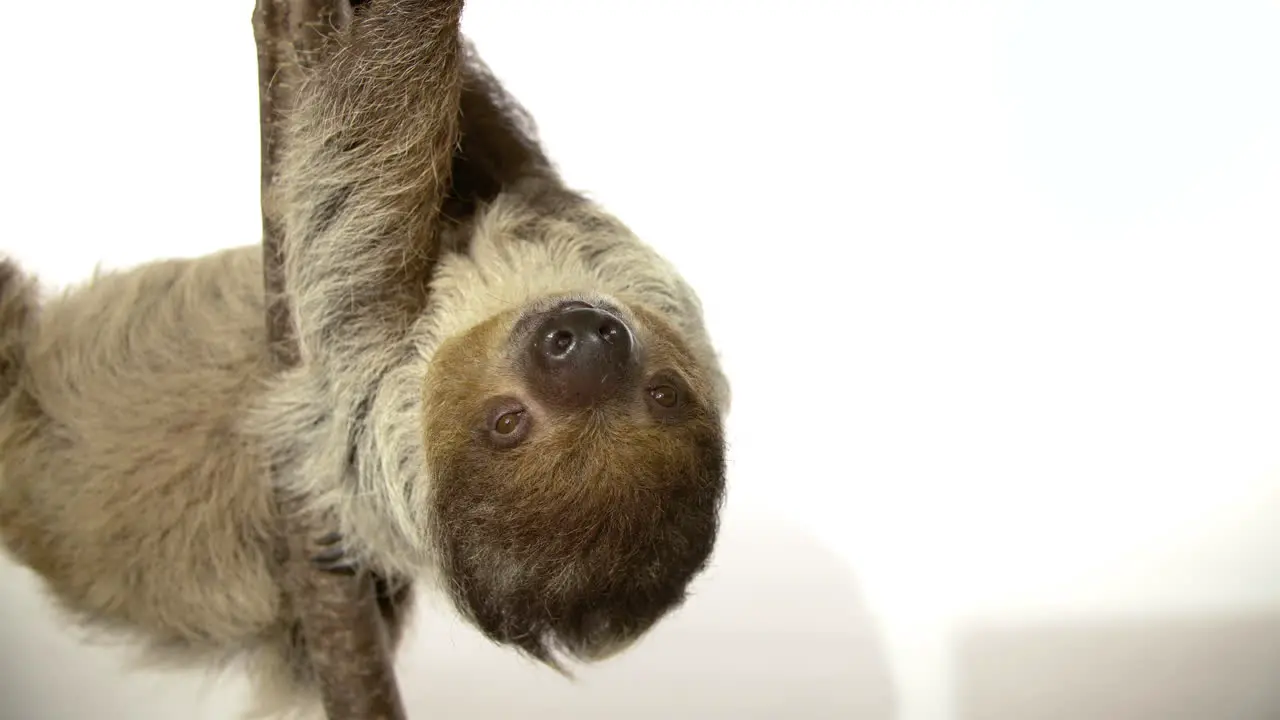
0,1,728,716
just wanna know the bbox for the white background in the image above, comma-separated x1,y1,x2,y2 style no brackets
3,1,1280,718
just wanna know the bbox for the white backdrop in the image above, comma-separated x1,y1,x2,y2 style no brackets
2,1,1280,718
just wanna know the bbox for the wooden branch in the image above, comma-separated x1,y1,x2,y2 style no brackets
252,1,408,718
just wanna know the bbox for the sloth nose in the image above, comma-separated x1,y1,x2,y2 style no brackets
528,306,635,407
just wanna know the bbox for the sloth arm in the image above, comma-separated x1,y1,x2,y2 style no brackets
277,1,465,375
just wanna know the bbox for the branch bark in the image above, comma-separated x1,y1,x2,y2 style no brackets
253,1,408,718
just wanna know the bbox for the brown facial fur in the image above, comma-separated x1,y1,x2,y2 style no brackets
422,302,726,666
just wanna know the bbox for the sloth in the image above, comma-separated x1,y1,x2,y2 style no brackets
0,0,728,716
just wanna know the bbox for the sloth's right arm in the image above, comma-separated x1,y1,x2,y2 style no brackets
251,1,467,572
276,0,465,373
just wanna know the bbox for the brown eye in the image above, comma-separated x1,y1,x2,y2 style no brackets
494,411,524,434
649,385,678,408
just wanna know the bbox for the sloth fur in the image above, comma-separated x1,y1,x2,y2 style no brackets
0,1,729,716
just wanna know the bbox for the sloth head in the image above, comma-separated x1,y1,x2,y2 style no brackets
421,291,727,667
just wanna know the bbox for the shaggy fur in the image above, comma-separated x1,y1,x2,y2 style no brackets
0,0,729,716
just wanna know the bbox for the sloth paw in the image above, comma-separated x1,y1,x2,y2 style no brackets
311,531,358,575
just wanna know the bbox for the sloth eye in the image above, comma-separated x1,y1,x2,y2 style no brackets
494,411,524,434
648,385,679,408
483,400,532,448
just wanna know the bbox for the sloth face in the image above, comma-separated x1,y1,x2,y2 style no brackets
420,293,727,666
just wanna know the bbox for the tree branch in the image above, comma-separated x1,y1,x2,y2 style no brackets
253,1,407,718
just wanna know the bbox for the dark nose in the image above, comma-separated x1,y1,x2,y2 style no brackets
527,306,635,408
